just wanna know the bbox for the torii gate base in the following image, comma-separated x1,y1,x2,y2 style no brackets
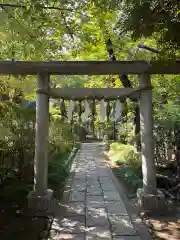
27,189,53,211
137,189,166,214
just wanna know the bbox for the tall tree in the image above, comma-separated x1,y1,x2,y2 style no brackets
105,37,140,147
119,0,180,56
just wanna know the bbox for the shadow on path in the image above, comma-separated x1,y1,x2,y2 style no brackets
48,142,151,240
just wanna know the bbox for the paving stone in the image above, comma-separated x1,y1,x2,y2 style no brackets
86,169,99,174
86,157,94,161
53,216,85,234
87,182,101,188
101,181,114,186
87,175,99,180
72,181,86,192
74,172,86,180
86,179,100,185
98,170,110,177
86,175,99,181
88,170,100,175
103,191,121,201
73,179,86,184
101,183,116,191
63,202,85,216
105,201,128,215
86,196,105,208
113,237,141,240
87,187,103,196
86,167,97,171
75,168,86,173
58,233,85,240
99,176,112,183
69,191,85,202
86,226,112,239
99,179,113,185
109,215,137,236
86,207,109,227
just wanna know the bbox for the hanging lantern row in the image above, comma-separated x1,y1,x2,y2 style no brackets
59,98,127,123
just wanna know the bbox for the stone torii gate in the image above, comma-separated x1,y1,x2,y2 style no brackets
0,60,179,212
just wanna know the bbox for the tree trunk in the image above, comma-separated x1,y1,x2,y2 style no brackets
105,37,140,148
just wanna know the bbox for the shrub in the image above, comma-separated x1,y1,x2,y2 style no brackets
49,117,74,155
108,143,141,169
48,149,76,198
0,100,76,185
108,143,142,189
117,165,142,189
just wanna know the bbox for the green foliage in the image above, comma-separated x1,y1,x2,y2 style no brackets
94,120,114,139
49,117,74,154
48,152,70,185
108,142,142,189
0,101,35,180
118,121,134,144
119,0,180,56
0,180,31,201
0,167,16,183
154,100,180,163
109,143,141,169
0,96,76,184
117,165,142,190
48,147,78,197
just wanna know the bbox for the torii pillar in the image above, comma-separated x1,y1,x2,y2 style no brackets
137,73,165,213
27,73,53,211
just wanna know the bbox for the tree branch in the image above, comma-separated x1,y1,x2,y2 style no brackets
106,38,133,89
0,3,86,16
105,35,141,149
1,6,35,39
138,43,161,54
61,12,74,41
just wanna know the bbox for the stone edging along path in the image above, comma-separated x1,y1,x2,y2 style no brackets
36,145,80,240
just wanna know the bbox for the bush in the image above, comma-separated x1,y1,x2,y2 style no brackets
0,180,32,202
48,148,77,198
108,143,142,189
154,101,180,164
49,117,74,154
0,99,76,185
48,152,70,182
117,165,142,189
108,143,141,169
0,102,35,181
94,120,115,140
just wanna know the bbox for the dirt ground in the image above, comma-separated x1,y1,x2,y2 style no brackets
144,216,180,240
0,179,52,240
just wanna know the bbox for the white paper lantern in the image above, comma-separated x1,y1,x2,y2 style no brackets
67,100,74,122
115,99,122,122
100,99,106,123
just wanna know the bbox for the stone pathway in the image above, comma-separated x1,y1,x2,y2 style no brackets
49,143,146,240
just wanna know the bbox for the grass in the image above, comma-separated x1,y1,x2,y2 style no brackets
107,142,142,190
